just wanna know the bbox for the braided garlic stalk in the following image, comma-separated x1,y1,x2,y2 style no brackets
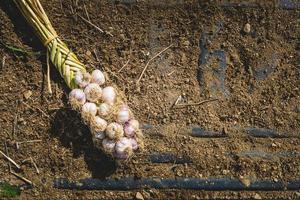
14,0,143,159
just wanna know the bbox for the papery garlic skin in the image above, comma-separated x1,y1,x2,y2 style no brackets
84,83,102,103
106,122,124,140
102,86,116,104
98,103,111,116
115,137,133,159
117,105,130,124
102,138,116,153
128,119,139,130
91,69,105,85
75,71,91,88
90,116,107,133
129,138,138,150
124,123,135,137
81,102,97,122
69,89,86,110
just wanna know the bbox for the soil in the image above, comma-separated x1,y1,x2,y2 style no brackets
0,0,300,199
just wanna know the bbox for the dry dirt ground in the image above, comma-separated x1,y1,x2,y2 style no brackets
0,0,300,199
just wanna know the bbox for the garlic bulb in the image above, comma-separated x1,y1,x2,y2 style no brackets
115,137,133,159
102,86,116,104
102,138,116,153
129,138,138,150
90,116,107,133
106,122,124,140
91,69,105,85
124,122,135,137
84,83,102,102
81,102,97,122
117,105,130,124
128,119,139,130
98,103,111,116
69,89,86,110
75,71,91,88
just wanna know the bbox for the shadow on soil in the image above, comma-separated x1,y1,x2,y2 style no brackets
51,108,117,178
0,1,117,179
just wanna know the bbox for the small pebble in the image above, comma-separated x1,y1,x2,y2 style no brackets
23,90,32,99
135,192,144,200
243,23,251,34
253,193,262,200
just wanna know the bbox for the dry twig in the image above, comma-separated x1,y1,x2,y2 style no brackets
0,150,21,169
22,101,50,118
11,171,33,185
174,98,219,108
118,59,130,72
77,14,113,37
137,44,173,84
1,55,6,70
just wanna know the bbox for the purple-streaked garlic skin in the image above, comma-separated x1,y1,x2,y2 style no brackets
91,69,105,85
115,137,133,159
124,123,135,137
91,116,107,133
98,103,110,116
128,119,139,130
114,151,129,159
102,86,116,104
75,71,91,88
95,131,106,140
129,138,138,150
106,122,124,140
84,83,102,102
69,89,86,110
102,138,116,153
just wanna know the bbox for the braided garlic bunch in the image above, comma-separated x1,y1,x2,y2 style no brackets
69,70,143,159
13,0,143,160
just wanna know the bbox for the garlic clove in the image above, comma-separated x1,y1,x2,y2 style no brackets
115,137,133,159
90,116,107,133
91,69,105,85
124,123,135,137
128,119,139,130
117,109,130,124
81,102,97,122
84,83,102,103
128,138,138,150
106,122,124,140
75,71,91,88
98,103,111,116
102,138,116,153
102,86,116,104
69,89,86,110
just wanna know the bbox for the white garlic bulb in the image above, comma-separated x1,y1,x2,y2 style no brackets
81,102,97,122
117,105,130,124
115,137,133,159
84,83,102,103
75,71,91,88
98,103,111,116
90,116,107,133
102,138,116,153
106,122,124,140
102,86,116,104
69,89,86,110
91,69,105,85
